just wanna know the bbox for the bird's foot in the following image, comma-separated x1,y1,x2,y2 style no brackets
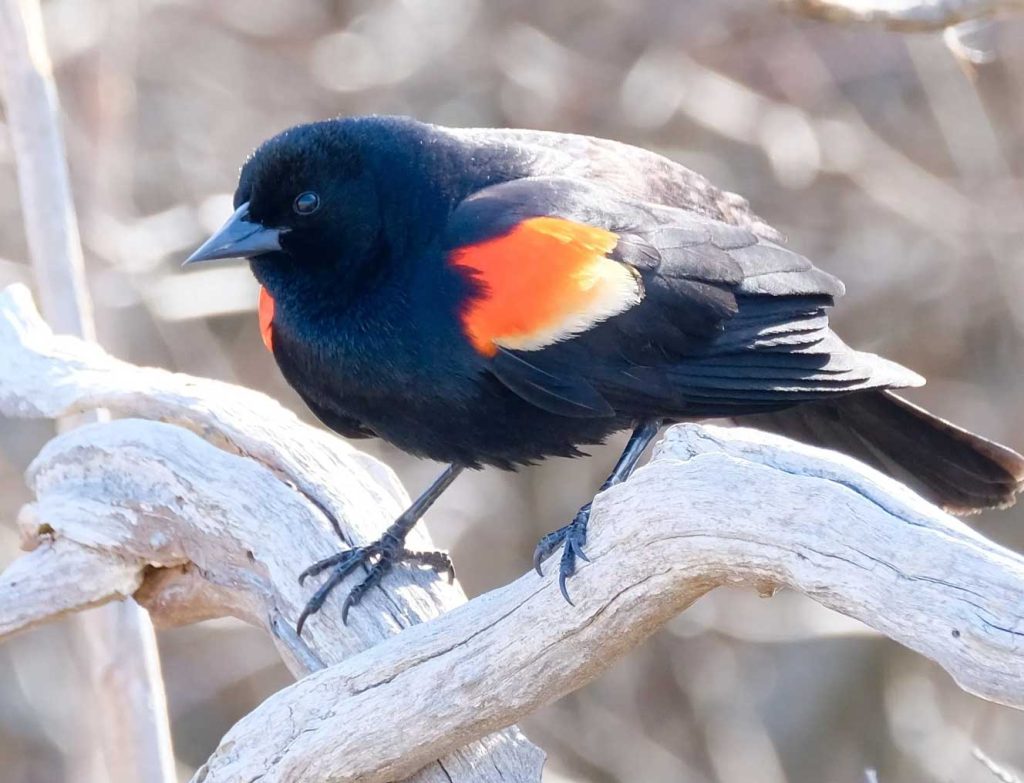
295,533,454,633
532,502,592,604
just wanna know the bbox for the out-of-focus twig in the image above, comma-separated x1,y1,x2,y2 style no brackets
0,2,175,782
974,747,1024,783
665,52,977,242
784,0,1024,31
0,0,93,336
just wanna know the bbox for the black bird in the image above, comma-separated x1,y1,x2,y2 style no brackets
186,116,1024,632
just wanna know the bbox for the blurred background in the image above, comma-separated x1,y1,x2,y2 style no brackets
2,0,1024,781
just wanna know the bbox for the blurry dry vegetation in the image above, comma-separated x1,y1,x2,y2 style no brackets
1,0,1023,781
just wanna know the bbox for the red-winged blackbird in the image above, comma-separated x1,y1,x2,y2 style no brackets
187,116,1024,632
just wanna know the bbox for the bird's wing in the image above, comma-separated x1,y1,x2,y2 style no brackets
443,176,920,419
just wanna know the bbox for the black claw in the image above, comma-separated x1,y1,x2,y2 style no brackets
340,594,354,625
532,550,545,577
558,558,575,602
568,534,589,563
339,581,365,625
295,606,312,637
296,539,453,633
340,560,391,624
559,537,578,605
558,570,575,605
297,553,364,633
533,529,567,577
535,503,591,603
533,546,546,577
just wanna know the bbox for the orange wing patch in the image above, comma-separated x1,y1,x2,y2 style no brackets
451,217,643,357
258,285,275,352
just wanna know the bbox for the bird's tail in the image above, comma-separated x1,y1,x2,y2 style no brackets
743,390,1024,514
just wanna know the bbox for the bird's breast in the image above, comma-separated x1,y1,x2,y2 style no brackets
258,265,629,466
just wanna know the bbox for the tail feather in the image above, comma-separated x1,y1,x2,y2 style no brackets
743,390,1024,514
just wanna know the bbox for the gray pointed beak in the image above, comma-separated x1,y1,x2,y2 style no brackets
184,202,284,265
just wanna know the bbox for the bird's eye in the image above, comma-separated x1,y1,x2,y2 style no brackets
293,191,320,215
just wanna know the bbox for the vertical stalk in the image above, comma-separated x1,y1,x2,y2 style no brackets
0,1,176,781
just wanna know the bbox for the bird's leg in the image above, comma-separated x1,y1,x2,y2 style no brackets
533,418,662,603
296,463,464,633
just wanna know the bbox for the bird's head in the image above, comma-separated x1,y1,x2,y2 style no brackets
185,120,385,296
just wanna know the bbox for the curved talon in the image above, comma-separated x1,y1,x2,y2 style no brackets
296,540,454,633
339,560,390,624
296,572,340,635
296,552,365,634
558,571,575,606
558,534,579,605
535,504,591,603
341,584,369,625
340,594,356,625
295,606,313,637
568,535,590,563
533,528,569,577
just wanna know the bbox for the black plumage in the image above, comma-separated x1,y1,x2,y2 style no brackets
186,115,1024,627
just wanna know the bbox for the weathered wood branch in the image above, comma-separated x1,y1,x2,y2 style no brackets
2,283,1022,782
189,425,1024,783
784,0,1024,31
0,282,543,783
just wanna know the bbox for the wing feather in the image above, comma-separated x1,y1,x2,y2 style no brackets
442,176,919,418
490,348,614,418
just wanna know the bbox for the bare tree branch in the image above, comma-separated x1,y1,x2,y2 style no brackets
663,52,980,242
973,747,1024,783
784,0,1024,31
190,421,1024,783
1,283,1021,782
0,283,543,783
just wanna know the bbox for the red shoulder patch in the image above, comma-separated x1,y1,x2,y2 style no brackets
450,217,642,356
258,286,274,352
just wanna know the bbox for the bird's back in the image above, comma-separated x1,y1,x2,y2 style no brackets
448,125,782,239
